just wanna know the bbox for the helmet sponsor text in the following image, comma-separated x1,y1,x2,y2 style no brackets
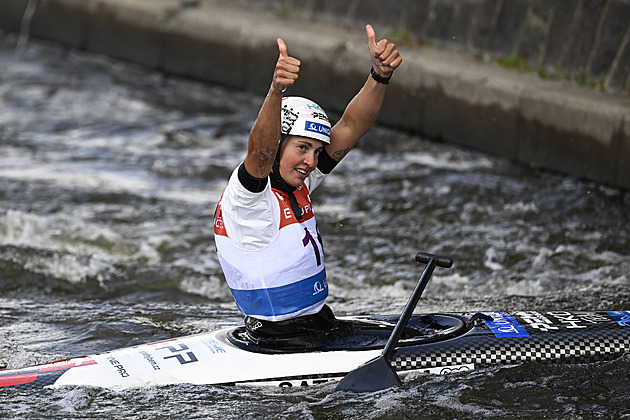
304,121,330,138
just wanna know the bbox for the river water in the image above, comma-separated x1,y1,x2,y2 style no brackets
1,34,629,419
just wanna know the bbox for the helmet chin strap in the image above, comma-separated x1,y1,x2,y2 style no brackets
271,135,303,221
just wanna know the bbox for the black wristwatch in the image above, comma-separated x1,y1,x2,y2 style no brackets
370,67,392,84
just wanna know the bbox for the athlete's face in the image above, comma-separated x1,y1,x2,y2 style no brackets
279,136,324,188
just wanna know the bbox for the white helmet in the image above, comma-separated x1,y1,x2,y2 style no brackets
281,97,331,144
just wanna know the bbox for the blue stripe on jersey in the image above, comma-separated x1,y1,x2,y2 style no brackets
230,269,327,318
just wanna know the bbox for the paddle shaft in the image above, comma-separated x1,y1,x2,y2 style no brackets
381,257,438,362
334,252,452,392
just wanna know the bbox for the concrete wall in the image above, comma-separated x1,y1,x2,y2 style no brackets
241,0,630,92
1,0,629,190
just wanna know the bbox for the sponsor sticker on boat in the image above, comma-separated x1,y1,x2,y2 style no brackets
607,311,630,326
480,312,530,338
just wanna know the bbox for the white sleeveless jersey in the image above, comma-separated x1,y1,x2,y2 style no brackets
214,166,328,321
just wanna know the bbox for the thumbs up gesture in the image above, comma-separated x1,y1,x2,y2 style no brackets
273,38,301,93
366,24,402,78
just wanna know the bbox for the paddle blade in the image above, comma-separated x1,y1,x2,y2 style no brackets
335,356,402,392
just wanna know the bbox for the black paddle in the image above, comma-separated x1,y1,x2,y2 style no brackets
335,252,453,392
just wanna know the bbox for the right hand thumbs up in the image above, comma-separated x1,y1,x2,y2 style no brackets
273,38,301,93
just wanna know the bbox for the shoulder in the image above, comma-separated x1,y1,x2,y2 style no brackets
218,165,281,249
223,164,271,205
305,167,327,192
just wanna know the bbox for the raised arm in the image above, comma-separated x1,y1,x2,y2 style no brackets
244,38,301,178
326,24,402,162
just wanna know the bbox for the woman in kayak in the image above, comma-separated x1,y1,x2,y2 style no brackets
214,24,402,341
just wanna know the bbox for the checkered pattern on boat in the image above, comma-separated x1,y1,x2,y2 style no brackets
0,367,68,390
0,357,96,390
392,311,630,371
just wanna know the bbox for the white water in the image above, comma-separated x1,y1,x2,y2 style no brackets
1,35,629,419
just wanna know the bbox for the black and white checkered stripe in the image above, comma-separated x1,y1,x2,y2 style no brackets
392,313,630,371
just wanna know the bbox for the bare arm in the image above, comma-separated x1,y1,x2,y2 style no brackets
244,38,301,178
326,24,403,162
